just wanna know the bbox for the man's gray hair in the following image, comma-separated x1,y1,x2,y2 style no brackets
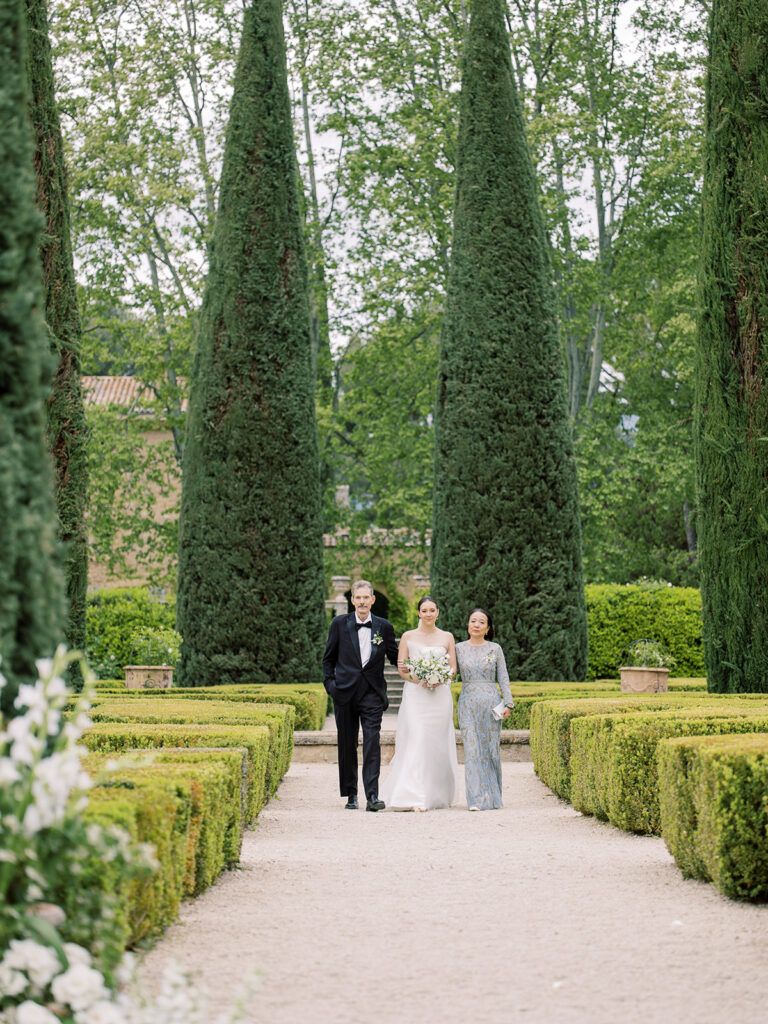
351,579,374,596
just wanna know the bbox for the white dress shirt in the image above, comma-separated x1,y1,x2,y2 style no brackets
355,613,373,666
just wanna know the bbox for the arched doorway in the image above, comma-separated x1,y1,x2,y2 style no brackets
344,588,390,620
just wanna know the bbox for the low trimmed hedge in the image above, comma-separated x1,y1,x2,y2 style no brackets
85,775,189,944
658,733,768,900
85,750,244,895
81,722,271,822
529,694,702,800
87,699,294,798
90,683,328,730
450,678,707,730
570,705,768,835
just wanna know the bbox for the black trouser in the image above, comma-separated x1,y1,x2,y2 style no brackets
334,679,386,800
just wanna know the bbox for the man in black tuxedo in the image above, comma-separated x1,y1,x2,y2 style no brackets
322,579,399,811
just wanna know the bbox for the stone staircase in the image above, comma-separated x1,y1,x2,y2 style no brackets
384,663,405,710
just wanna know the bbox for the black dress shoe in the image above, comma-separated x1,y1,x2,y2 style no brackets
345,795,358,810
366,797,385,812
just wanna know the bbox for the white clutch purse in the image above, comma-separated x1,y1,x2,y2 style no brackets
491,700,506,721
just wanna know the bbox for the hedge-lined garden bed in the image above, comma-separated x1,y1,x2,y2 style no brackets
77,694,296,947
91,682,328,730
529,693,768,901
658,733,768,900
450,678,706,729
86,699,295,796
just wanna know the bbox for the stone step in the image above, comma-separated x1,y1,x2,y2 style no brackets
293,726,531,763
384,664,404,709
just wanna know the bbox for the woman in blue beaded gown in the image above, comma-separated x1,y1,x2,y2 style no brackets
455,608,513,810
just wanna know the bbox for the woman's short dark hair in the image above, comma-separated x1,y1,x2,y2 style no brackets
468,607,494,641
417,594,438,611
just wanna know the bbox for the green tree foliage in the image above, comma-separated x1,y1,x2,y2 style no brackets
25,0,88,673
695,0,768,693
431,0,587,679
0,0,66,713
52,1,707,586
176,0,326,685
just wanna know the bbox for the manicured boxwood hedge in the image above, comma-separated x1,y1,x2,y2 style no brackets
85,752,244,895
85,774,189,944
658,733,768,900
585,583,704,679
529,694,702,800
90,682,328,730
569,704,768,834
86,699,295,798
81,722,272,822
450,677,707,730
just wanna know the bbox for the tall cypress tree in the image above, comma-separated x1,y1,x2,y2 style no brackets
431,0,587,680
695,1,768,693
0,0,66,714
25,0,88,673
177,0,326,685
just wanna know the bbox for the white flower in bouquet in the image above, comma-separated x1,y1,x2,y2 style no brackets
407,650,453,690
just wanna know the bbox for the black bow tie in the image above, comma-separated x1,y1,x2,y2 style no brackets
355,620,372,630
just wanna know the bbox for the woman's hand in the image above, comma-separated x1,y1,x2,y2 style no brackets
501,707,512,720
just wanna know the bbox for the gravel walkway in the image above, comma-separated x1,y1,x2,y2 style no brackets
137,761,768,1024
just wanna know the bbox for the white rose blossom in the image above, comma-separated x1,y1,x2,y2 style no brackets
0,961,28,996
74,1000,128,1024
63,944,93,968
51,963,108,1012
14,1002,61,1024
4,939,61,989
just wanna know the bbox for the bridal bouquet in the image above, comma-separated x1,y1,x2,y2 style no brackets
407,650,453,690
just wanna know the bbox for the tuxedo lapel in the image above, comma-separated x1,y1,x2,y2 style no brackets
368,616,381,658
345,614,362,666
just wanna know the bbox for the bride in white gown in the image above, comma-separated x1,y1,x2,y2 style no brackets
380,596,460,811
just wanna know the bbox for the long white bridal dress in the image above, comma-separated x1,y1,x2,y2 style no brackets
380,641,460,810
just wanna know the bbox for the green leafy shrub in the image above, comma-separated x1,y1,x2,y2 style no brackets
86,587,176,677
87,699,294,797
529,694,703,800
658,733,768,900
126,625,182,667
85,751,244,900
85,778,189,944
586,583,704,679
621,638,675,668
570,704,768,835
82,721,272,822
89,682,329,730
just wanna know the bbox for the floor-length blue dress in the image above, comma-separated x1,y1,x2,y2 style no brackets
456,640,514,810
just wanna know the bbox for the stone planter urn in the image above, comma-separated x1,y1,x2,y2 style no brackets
619,666,670,693
124,665,174,690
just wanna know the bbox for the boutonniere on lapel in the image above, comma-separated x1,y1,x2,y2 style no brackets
372,631,383,646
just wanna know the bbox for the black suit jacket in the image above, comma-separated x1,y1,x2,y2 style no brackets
322,613,399,709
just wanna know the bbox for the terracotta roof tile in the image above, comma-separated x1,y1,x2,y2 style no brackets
81,376,188,413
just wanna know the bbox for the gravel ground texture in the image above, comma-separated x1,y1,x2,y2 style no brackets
136,761,768,1024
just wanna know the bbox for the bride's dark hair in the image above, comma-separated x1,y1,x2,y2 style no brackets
468,607,494,641
417,594,438,612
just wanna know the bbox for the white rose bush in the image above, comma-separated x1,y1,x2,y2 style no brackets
0,647,249,1024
